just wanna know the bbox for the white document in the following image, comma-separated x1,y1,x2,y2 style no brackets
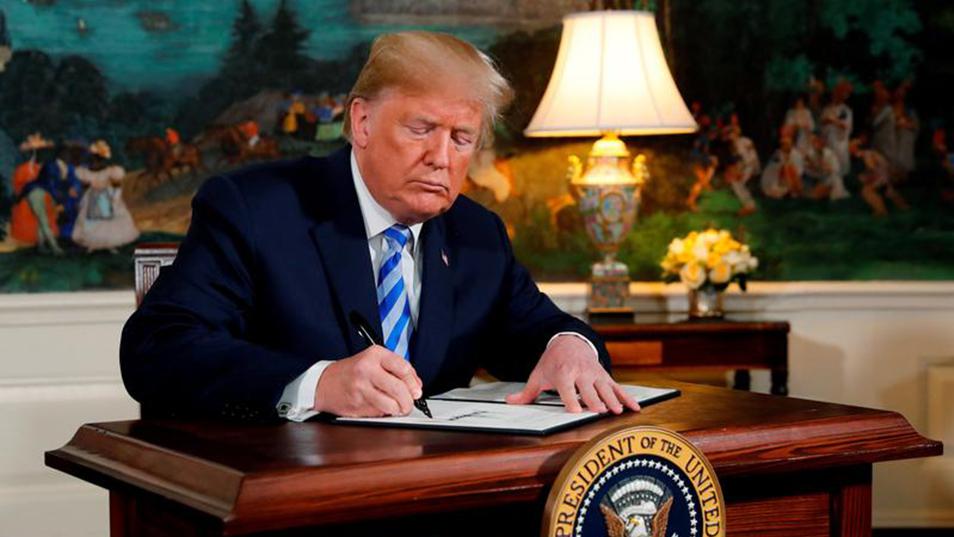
335,400,600,435
333,382,680,435
434,381,679,407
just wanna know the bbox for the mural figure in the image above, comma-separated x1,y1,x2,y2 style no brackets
892,81,918,181
933,127,954,205
37,141,85,244
686,112,718,212
820,80,853,180
870,81,897,177
761,129,804,199
803,131,848,201
10,133,59,253
205,121,281,165
783,96,815,155
126,128,204,185
281,92,316,139
72,140,139,252
850,136,909,217
725,125,760,216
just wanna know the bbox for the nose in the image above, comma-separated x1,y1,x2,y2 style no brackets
423,130,451,169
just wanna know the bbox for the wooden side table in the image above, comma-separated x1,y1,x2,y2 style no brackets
593,319,790,395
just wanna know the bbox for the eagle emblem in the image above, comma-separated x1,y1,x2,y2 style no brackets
599,476,674,537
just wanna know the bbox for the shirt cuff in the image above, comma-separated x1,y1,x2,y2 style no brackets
277,360,334,422
547,332,599,361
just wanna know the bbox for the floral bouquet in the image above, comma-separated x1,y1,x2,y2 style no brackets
660,229,758,291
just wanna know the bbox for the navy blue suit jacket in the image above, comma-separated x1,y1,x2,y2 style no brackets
120,147,610,420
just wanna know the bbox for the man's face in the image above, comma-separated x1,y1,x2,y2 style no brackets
350,89,482,224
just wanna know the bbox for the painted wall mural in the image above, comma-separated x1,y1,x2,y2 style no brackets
0,0,952,292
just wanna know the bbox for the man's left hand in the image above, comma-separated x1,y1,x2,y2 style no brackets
505,335,641,414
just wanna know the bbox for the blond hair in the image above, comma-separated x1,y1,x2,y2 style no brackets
342,31,513,147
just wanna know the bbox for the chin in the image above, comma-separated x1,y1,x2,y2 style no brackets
400,198,453,224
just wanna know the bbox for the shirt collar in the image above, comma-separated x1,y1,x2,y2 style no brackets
350,149,423,246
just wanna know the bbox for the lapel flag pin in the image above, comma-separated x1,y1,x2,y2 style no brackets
441,249,449,267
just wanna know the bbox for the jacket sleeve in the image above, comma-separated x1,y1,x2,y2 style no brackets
120,176,314,421
481,213,611,382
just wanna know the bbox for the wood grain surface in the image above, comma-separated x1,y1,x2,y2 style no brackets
47,381,940,535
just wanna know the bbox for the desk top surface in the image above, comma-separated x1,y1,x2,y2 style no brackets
46,381,940,533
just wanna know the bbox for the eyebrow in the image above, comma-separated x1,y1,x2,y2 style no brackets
407,117,437,127
406,117,477,136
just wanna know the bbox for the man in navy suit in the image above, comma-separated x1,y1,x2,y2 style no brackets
120,31,639,421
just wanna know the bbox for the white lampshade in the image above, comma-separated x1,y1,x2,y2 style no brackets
524,10,697,137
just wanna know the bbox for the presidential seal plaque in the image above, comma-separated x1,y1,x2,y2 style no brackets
543,426,725,537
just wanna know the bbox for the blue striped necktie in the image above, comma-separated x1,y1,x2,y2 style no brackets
377,224,413,360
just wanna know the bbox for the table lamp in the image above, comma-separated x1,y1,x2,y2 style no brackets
524,9,697,318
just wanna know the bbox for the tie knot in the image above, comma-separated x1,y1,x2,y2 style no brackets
383,224,411,249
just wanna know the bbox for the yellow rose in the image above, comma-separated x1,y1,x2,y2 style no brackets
709,261,732,285
679,262,707,289
706,252,721,269
661,256,677,273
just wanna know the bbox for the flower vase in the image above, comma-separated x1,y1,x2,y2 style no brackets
688,287,724,319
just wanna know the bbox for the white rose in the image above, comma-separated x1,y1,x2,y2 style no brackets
692,241,709,263
724,251,742,269
669,238,685,255
748,256,759,270
680,262,707,290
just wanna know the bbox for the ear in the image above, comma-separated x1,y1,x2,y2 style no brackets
350,98,373,149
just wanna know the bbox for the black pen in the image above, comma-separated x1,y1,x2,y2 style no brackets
349,311,433,418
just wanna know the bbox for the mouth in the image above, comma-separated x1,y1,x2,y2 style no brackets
409,179,449,195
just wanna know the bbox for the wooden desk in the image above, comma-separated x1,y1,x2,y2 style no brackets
594,319,791,395
46,382,940,537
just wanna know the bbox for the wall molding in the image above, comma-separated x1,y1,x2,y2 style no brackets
875,509,954,528
543,281,954,315
0,376,127,403
0,290,135,326
0,281,951,326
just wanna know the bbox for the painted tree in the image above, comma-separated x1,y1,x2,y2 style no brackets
222,0,262,82
0,9,9,47
255,0,311,89
174,0,269,137
0,50,112,142
666,0,921,149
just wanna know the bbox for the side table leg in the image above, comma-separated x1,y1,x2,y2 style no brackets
771,368,789,396
110,491,131,537
832,465,872,536
733,370,751,391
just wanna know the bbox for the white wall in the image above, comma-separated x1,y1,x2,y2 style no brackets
0,292,138,537
1,283,952,536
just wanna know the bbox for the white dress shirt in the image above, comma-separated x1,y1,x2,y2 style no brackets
277,150,596,422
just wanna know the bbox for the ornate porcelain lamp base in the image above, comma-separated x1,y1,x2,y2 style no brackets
688,287,724,319
588,258,634,320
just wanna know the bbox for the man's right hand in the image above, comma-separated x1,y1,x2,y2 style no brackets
313,345,423,417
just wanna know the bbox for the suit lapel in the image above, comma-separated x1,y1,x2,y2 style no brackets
308,148,380,355
412,216,454,388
